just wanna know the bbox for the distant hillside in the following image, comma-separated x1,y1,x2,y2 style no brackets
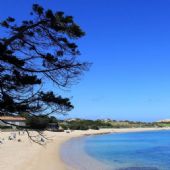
157,119,170,123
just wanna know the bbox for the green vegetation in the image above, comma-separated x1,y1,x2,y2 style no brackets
60,120,108,130
59,119,158,130
156,122,170,127
26,115,58,130
109,120,157,128
0,125,12,129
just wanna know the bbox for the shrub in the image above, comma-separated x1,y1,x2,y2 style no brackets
90,125,99,130
60,124,68,130
0,126,12,129
27,116,50,130
69,124,89,130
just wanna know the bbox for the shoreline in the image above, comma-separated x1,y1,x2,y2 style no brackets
0,127,170,170
60,127,170,170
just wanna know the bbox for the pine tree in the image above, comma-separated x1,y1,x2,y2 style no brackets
0,4,89,122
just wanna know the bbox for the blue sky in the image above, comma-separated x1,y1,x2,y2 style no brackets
1,0,170,121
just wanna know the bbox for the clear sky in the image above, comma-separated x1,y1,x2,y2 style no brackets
1,0,170,122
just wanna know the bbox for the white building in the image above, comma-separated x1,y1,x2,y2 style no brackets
0,116,26,127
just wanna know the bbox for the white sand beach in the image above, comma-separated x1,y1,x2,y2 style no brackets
0,128,169,170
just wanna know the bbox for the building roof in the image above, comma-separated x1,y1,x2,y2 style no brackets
0,116,26,121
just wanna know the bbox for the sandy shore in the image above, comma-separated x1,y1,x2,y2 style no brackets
0,127,170,170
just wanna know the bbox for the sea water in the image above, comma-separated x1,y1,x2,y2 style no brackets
61,130,170,170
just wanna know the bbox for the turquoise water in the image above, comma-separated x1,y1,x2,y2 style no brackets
84,130,170,170
61,130,170,170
